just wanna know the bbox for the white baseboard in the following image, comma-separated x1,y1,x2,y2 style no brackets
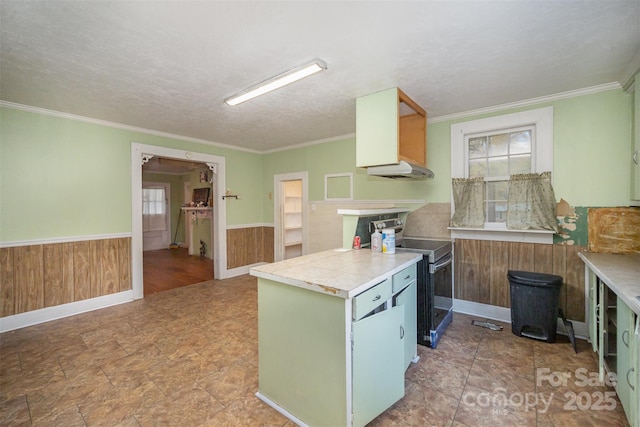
454,299,512,323
255,392,308,427
0,291,134,333
224,262,268,279
453,298,589,340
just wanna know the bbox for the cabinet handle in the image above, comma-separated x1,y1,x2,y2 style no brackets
404,274,411,280
627,367,635,391
622,329,629,347
400,325,405,339
372,294,381,302
635,150,639,165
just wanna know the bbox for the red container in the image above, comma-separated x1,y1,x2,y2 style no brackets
353,236,361,249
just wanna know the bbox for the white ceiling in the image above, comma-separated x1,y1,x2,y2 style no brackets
1,1,639,153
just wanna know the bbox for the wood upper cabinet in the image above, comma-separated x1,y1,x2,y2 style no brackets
356,87,427,168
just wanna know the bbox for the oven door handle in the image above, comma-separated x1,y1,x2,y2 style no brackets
430,253,453,273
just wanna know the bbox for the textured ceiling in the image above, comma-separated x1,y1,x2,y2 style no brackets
1,1,639,153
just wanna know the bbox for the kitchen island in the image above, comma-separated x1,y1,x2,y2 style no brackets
250,248,421,427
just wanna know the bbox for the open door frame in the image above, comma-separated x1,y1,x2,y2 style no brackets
131,143,227,300
274,171,308,261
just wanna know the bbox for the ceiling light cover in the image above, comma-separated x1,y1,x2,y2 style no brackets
224,59,327,106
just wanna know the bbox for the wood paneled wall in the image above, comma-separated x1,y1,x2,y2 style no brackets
0,237,131,318
226,226,274,269
454,239,586,322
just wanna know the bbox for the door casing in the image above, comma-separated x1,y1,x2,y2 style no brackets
131,143,227,299
274,171,308,261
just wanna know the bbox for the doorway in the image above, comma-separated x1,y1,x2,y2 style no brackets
131,143,228,300
274,172,308,261
141,159,215,296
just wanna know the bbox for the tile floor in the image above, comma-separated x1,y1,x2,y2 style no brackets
0,275,630,426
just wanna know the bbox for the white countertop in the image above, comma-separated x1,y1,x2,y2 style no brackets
250,248,421,299
337,208,409,216
578,252,640,315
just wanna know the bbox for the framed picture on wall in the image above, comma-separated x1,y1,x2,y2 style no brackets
192,187,211,205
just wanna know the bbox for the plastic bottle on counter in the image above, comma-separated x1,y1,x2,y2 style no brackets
371,229,382,253
382,228,396,254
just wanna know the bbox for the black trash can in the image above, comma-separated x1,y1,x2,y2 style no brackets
508,270,563,343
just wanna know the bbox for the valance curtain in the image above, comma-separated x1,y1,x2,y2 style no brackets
450,172,558,232
450,177,485,228
506,171,558,232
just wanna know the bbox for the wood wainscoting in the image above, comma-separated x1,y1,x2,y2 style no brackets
226,226,274,269
0,237,131,318
454,239,586,322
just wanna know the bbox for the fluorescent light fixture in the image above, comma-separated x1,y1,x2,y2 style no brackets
224,59,327,106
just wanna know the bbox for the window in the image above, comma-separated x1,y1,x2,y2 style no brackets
142,187,166,232
142,188,166,215
467,127,533,224
450,106,554,242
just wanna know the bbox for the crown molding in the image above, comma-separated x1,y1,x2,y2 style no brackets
1,80,625,152
0,100,262,154
261,132,356,154
428,82,622,124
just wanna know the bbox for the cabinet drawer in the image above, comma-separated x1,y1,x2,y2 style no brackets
392,264,417,293
353,278,392,321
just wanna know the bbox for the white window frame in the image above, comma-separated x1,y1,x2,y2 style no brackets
450,106,554,244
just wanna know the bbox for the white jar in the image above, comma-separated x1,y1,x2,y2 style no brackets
371,230,382,253
382,228,395,254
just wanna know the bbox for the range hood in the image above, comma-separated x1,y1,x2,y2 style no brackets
367,161,434,179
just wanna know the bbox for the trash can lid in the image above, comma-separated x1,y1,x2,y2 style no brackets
507,270,563,287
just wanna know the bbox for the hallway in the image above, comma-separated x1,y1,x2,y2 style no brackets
143,248,213,296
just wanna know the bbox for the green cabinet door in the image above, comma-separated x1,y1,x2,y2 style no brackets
617,296,633,417
395,281,417,370
632,72,640,202
588,272,598,353
352,304,405,427
598,281,606,382
631,315,639,427
355,88,399,168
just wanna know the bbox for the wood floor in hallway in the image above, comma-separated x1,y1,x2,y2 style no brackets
143,247,213,296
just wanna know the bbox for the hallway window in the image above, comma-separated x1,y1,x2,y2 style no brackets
142,188,166,231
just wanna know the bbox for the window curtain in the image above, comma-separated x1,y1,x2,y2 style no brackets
450,177,485,228
506,171,558,232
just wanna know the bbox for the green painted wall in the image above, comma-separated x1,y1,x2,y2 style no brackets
427,88,632,207
261,137,440,223
0,87,632,243
0,107,264,242
261,88,632,223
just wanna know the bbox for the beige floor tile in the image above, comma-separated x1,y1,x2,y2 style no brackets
0,275,629,427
